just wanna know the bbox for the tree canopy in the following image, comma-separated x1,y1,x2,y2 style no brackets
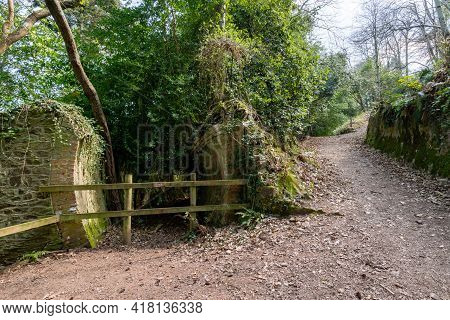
1,0,448,173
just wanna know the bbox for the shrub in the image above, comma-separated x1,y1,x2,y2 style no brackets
20,251,49,263
236,209,265,229
397,76,422,92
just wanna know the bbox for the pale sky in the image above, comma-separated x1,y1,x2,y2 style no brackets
312,0,362,64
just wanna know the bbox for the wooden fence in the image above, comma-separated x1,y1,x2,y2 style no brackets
0,174,248,244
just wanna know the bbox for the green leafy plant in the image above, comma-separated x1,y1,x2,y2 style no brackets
182,230,197,243
20,250,50,263
0,127,17,140
397,76,422,92
432,86,450,115
236,208,265,229
391,95,415,111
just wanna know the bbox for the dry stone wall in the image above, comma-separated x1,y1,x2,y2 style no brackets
0,101,106,265
194,102,313,225
366,94,449,177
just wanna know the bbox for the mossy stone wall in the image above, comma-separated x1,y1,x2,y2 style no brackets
366,99,449,177
0,101,106,265
194,103,311,224
196,124,245,226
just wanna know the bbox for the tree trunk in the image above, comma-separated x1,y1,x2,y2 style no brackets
373,32,381,102
434,0,449,38
219,1,227,29
44,0,121,210
413,2,437,62
405,33,409,76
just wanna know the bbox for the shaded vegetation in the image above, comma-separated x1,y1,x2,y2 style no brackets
0,0,366,171
367,69,449,177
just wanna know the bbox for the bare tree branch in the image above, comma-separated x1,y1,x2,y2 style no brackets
352,0,447,72
0,0,80,55
1,0,15,40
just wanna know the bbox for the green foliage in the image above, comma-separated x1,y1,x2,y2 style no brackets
193,0,325,143
432,86,450,116
418,68,434,84
308,53,364,136
397,76,422,92
236,208,265,229
0,126,17,140
332,112,367,135
2,0,330,167
351,59,378,110
20,250,50,263
182,230,198,242
382,73,423,112
278,170,303,197
0,18,72,110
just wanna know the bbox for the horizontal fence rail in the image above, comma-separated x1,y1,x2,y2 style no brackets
39,179,247,193
1,176,248,243
0,204,248,238
0,216,60,238
58,204,248,222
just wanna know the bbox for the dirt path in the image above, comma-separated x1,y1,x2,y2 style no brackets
0,125,448,300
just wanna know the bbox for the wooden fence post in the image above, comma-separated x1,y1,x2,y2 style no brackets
123,173,133,245
189,172,199,231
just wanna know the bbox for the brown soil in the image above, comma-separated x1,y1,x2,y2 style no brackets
0,125,448,300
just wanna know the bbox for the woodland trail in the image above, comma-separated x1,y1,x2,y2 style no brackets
0,124,448,300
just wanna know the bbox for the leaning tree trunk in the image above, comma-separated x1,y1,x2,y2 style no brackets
44,0,121,210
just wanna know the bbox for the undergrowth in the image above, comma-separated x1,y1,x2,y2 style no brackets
332,112,368,135
20,250,50,263
236,208,265,229
182,230,197,243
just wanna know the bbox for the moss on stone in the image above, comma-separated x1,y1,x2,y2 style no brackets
366,85,449,177
83,218,108,248
195,100,313,224
0,100,107,264
277,169,304,197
